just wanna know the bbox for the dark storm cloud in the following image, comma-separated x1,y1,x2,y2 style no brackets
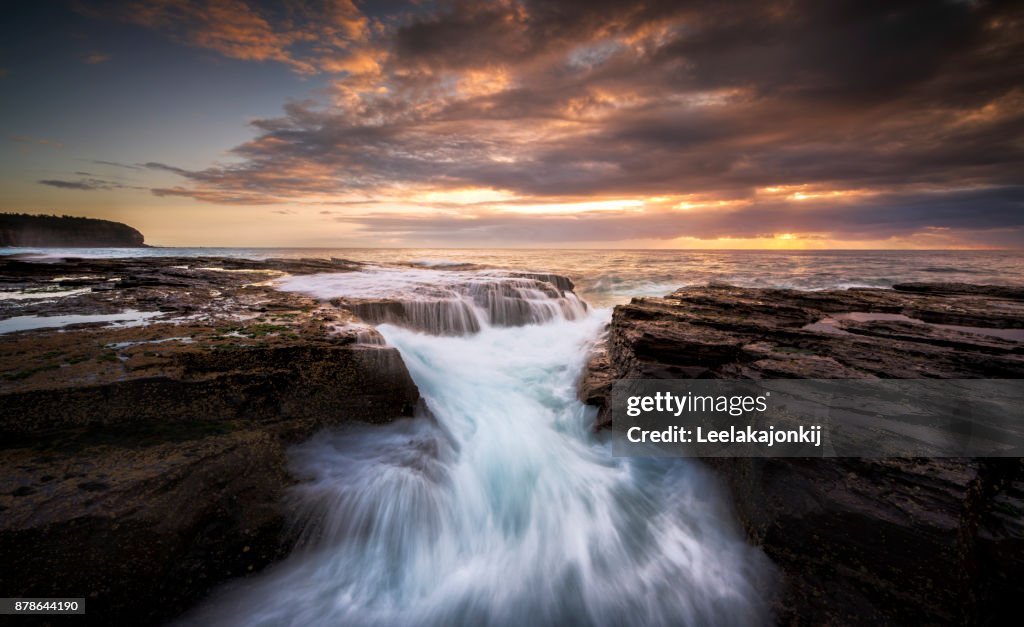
126,0,1023,242
390,0,678,72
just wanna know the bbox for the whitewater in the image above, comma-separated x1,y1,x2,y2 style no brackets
179,267,777,626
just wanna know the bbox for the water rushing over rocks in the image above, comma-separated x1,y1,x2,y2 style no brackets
185,268,776,626
278,268,588,335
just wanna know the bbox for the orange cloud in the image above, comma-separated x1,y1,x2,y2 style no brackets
10,135,63,148
111,0,376,75
72,0,1024,248
82,52,112,64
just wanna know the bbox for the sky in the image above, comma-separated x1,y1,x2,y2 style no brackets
1,0,1022,248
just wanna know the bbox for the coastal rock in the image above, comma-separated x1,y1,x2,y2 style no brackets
0,255,419,626
579,283,1024,625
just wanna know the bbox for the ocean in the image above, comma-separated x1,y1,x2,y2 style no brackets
7,248,1024,307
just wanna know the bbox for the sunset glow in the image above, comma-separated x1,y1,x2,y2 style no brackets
1,1,1021,248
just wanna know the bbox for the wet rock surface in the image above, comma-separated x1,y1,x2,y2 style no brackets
0,255,420,626
580,283,1024,625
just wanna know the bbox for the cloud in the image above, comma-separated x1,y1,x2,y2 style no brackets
144,161,193,176
108,0,1023,245
85,0,379,76
82,52,111,64
38,176,143,191
39,178,114,190
92,160,144,171
11,135,63,148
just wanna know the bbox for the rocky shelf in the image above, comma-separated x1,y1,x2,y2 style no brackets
0,255,420,625
579,283,1024,625
6,258,1023,626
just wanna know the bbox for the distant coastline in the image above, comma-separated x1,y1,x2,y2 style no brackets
0,213,146,248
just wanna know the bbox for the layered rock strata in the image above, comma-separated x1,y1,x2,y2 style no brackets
580,283,1024,625
0,256,419,625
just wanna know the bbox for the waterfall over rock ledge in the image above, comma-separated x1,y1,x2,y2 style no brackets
279,268,589,336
